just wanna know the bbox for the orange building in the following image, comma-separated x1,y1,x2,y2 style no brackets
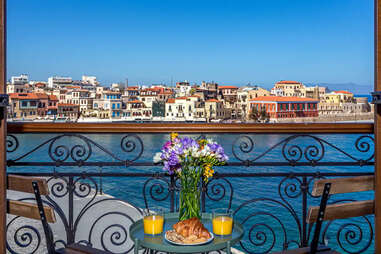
249,96,319,119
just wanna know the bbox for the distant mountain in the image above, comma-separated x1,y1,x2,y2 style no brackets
305,82,372,95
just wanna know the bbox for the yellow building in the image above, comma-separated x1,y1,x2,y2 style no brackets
272,80,306,97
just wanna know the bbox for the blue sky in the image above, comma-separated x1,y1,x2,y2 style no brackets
7,0,374,92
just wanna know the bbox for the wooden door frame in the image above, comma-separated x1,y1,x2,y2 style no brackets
375,0,381,252
0,0,380,253
0,0,5,253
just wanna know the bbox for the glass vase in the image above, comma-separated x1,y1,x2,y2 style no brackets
178,175,201,221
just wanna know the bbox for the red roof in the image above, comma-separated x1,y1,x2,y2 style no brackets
250,96,318,102
128,100,143,103
127,86,139,90
34,82,46,87
167,98,176,103
276,81,302,85
206,99,220,103
218,86,238,89
334,90,353,95
9,93,40,100
48,95,58,101
175,96,188,100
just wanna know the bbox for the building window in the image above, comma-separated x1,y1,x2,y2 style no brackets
21,101,28,107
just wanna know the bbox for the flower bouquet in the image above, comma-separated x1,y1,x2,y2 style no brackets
154,133,228,221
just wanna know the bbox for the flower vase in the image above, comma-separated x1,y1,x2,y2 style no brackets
178,174,201,221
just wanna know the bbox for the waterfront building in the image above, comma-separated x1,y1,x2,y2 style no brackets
123,100,151,119
333,90,354,103
47,95,58,117
48,76,73,88
200,81,218,100
57,103,79,120
175,81,192,97
164,96,201,121
205,99,227,121
271,80,306,97
7,82,31,94
139,88,161,108
71,89,93,114
218,85,238,118
318,101,342,115
82,75,99,86
11,74,28,85
8,93,59,119
8,93,40,119
124,86,140,98
250,96,319,119
152,101,165,117
247,86,271,100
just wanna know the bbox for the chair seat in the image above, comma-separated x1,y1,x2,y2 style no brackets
56,243,112,254
272,246,340,254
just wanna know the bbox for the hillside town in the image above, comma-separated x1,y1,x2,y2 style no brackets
6,74,373,123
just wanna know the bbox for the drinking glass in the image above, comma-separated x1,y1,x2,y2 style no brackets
143,207,164,235
212,208,233,236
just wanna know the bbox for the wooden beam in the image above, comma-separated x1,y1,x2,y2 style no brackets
0,0,6,252
6,122,374,134
307,200,375,223
7,200,56,223
375,0,381,252
7,175,50,196
312,176,375,196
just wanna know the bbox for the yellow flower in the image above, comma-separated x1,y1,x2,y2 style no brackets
203,164,214,181
170,132,178,141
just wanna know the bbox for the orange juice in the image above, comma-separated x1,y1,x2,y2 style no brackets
213,215,233,235
143,215,164,235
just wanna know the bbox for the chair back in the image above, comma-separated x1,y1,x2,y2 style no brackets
7,175,56,254
307,175,375,253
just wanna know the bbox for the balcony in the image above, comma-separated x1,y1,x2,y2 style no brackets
4,123,375,253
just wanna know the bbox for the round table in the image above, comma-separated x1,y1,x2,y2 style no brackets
129,212,244,254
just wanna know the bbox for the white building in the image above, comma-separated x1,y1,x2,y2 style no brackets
82,75,99,86
165,96,199,121
11,74,28,85
48,76,72,88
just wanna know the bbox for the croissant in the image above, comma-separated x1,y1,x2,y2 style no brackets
173,217,211,239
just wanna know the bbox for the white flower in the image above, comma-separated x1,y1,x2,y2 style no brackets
153,152,162,163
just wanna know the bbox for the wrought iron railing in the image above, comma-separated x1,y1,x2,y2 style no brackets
5,124,375,253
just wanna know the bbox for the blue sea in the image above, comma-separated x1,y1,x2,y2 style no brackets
6,133,375,253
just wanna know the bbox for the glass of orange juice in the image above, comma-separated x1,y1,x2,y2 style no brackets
212,208,233,236
143,208,164,235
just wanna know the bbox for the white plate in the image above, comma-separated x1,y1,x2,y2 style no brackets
165,231,214,246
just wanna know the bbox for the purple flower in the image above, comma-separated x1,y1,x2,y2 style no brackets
207,143,220,152
181,137,198,150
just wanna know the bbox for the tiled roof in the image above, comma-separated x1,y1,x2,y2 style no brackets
175,96,188,100
218,86,238,89
276,80,302,85
250,96,318,102
128,100,143,103
206,99,220,103
167,98,176,103
48,95,58,101
9,93,40,100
